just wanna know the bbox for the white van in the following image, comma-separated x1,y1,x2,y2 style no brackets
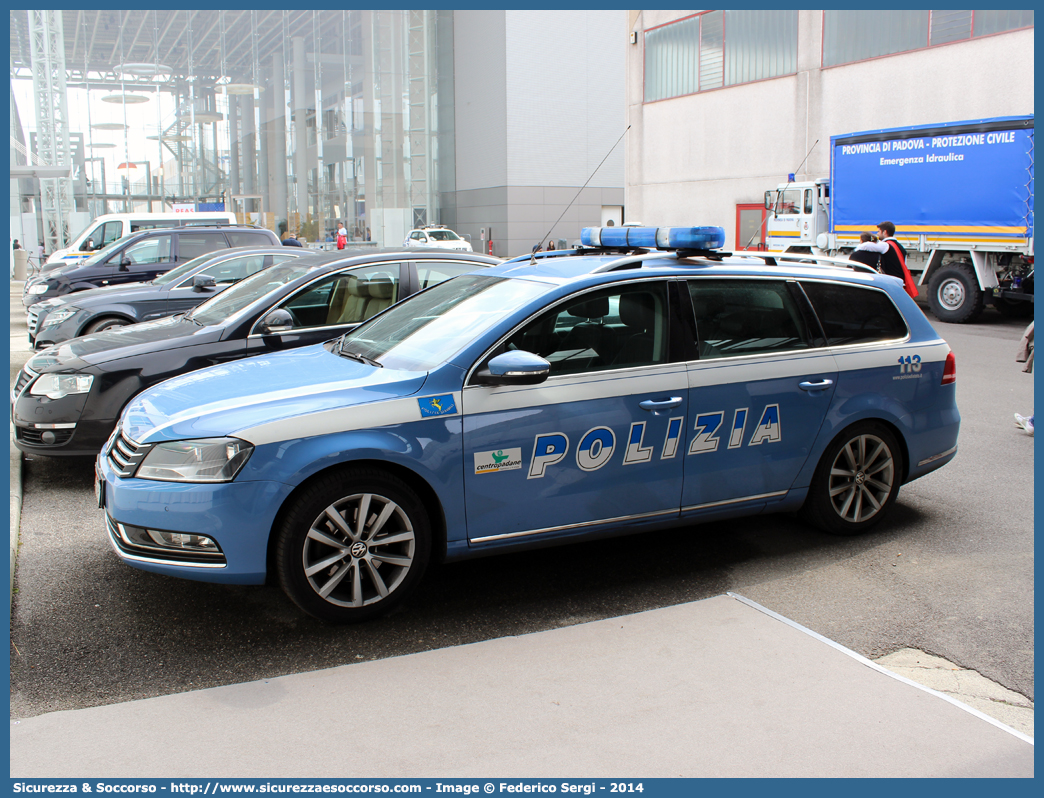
45,211,238,265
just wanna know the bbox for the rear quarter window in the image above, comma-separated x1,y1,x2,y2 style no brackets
227,231,276,247
801,282,908,346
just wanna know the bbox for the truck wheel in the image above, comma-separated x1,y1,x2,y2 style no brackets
799,422,903,536
928,263,983,323
993,297,1033,319
275,467,431,623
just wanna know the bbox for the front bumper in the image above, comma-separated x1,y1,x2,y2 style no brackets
97,445,294,584
11,368,111,456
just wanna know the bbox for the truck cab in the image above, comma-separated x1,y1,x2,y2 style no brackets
765,179,830,253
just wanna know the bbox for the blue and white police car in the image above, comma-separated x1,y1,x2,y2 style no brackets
97,226,960,622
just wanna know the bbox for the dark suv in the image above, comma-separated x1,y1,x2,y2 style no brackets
22,225,281,308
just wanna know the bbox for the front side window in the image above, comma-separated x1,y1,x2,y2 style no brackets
120,235,172,265
688,279,811,359
800,282,909,346
279,263,402,329
773,189,801,215
496,282,670,377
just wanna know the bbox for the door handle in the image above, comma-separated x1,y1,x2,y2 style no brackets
639,397,683,412
799,379,834,392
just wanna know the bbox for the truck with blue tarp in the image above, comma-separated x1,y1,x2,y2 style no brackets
765,115,1034,323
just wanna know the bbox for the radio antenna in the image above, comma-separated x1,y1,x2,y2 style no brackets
744,138,819,250
533,125,631,263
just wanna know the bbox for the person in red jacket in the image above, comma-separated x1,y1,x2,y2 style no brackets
336,223,348,250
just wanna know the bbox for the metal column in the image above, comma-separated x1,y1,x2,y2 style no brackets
27,10,74,253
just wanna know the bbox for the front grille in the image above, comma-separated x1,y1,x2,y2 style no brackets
16,426,75,446
106,430,153,478
13,366,36,397
26,306,41,337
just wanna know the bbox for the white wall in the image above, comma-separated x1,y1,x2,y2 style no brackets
626,11,1034,249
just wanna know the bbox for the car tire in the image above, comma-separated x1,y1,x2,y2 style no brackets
799,422,903,536
275,467,431,623
928,262,983,323
84,316,129,334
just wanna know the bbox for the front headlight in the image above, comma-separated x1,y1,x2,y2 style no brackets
135,438,253,483
27,284,52,295
41,308,78,328
29,373,94,400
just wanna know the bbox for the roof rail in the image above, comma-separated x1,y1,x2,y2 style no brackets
737,251,879,275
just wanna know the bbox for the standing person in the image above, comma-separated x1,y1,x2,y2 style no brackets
849,232,881,270
282,233,303,247
856,221,917,297
547,239,556,251
12,239,22,250
336,223,348,250
1014,321,1033,436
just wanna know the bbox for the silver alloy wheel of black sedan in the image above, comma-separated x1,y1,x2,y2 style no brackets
276,467,431,622
828,432,895,524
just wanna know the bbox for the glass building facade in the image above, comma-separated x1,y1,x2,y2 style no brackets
10,10,457,250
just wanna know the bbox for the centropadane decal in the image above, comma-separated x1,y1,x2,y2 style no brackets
526,405,782,478
417,394,458,417
474,447,523,474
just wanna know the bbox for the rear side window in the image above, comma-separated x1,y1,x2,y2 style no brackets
416,260,485,290
227,231,275,247
801,282,908,346
688,279,811,359
178,232,229,260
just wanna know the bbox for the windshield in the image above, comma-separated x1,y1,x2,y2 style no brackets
186,260,320,326
151,253,221,286
79,236,131,266
426,229,461,241
341,274,548,372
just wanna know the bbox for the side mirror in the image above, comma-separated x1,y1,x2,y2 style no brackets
119,257,132,271
258,308,295,335
764,191,772,211
192,275,217,292
473,350,551,386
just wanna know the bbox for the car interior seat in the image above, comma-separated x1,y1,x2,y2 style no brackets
362,275,396,319
611,293,657,366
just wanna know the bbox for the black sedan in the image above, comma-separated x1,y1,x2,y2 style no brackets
28,247,302,349
12,248,498,456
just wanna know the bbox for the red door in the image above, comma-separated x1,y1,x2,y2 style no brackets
736,204,768,251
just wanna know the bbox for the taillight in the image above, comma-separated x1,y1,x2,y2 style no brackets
941,351,956,385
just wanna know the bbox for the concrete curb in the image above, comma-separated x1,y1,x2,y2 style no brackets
10,421,21,594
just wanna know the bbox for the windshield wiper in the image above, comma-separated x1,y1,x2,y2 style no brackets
337,337,382,367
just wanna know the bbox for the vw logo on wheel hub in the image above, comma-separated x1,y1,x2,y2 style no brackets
855,471,866,485
350,541,367,558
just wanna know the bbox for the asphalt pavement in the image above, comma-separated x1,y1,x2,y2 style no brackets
8,280,1034,777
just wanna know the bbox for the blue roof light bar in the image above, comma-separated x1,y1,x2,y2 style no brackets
581,226,725,251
